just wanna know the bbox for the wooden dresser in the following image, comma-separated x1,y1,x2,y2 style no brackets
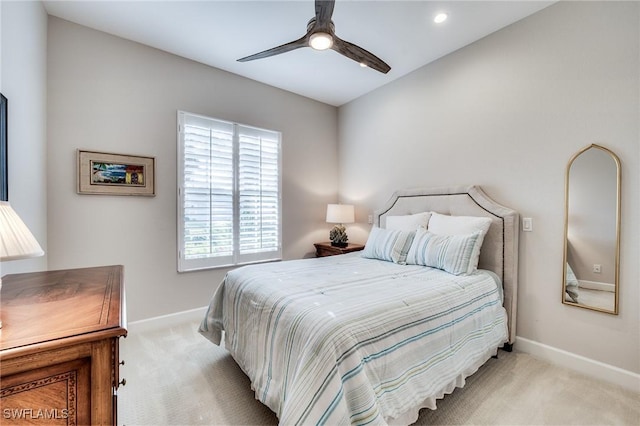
0,265,127,425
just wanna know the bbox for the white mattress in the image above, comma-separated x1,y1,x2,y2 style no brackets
200,253,508,425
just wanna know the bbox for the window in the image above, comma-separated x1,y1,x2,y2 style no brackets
177,111,281,271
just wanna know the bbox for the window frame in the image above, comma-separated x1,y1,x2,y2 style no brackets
177,111,282,272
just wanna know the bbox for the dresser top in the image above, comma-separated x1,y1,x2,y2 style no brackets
0,265,127,353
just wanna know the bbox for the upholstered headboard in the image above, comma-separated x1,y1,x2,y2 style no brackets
374,185,519,345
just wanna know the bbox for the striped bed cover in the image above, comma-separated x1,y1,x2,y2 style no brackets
199,253,508,425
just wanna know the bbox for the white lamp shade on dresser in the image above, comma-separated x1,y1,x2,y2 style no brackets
0,201,44,261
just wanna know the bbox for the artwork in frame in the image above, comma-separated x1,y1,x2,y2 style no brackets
1,93,7,201
77,150,155,196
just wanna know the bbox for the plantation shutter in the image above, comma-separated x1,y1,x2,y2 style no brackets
178,112,281,271
237,125,281,264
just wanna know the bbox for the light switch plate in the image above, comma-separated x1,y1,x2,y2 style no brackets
522,217,533,232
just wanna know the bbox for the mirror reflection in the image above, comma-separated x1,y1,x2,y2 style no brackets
563,144,620,314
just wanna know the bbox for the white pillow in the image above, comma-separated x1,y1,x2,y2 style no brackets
385,212,431,232
406,228,482,275
427,212,492,274
361,227,415,265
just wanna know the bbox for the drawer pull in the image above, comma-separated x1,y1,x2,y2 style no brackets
119,378,127,386
119,360,125,366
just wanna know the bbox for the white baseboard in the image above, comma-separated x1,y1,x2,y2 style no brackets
516,336,640,393
578,279,615,292
127,306,207,334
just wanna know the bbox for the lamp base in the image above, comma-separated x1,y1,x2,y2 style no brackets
330,242,348,248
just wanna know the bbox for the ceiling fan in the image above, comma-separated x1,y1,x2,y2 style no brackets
237,0,391,74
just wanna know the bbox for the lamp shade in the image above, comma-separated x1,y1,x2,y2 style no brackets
0,201,44,261
326,204,354,224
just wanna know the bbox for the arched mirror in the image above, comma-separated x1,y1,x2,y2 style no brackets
563,144,621,314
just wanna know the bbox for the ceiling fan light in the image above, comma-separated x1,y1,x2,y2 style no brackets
310,32,333,50
434,13,448,24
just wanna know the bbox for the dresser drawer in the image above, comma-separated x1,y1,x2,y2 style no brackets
1,358,91,425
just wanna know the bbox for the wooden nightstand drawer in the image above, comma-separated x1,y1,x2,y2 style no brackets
314,242,365,257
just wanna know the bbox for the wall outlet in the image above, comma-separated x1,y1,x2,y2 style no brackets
522,217,533,232
593,264,601,273
368,215,373,224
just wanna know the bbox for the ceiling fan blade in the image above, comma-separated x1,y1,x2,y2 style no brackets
238,35,308,62
331,37,391,74
238,0,393,73
315,0,335,28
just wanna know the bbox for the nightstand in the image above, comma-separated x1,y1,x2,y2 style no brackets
314,242,365,257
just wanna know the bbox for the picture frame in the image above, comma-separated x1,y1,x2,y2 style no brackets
77,150,156,196
1,93,8,201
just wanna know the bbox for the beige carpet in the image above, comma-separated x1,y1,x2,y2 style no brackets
118,320,640,425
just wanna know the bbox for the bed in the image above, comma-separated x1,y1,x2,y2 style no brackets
199,185,519,425
565,262,580,303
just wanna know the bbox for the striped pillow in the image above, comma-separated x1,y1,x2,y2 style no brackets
361,227,415,265
406,228,482,275
427,212,492,274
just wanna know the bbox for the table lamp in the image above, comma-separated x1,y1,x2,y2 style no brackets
326,204,354,248
0,201,45,328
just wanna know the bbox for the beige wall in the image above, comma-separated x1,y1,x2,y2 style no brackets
47,17,339,321
338,1,639,373
0,1,48,276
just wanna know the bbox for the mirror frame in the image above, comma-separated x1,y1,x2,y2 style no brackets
562,143,621,314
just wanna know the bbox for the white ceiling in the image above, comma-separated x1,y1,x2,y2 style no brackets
42,1,555,106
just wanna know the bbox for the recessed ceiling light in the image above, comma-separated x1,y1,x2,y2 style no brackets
434,13,448,24
360,63,368,68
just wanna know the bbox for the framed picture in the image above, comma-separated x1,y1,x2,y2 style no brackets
77,150,155,196
1,93,8,201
